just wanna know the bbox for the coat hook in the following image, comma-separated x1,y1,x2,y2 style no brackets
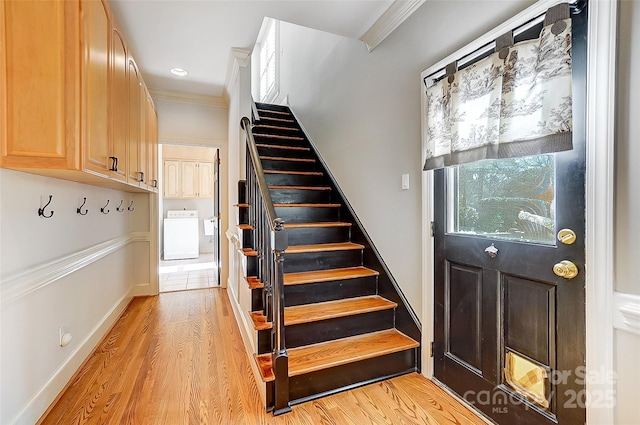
77,197,88,215
38,195,54,218
101,200,110,214
116,199,124,212
128,200,135,212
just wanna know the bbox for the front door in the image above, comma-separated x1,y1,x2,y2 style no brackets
433,4,587,425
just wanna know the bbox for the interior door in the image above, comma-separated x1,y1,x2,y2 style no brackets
213,149,221,286
433,5,587,425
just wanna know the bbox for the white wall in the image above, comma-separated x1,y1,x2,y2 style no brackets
272,0,535,321
613,1,640,424
0,168,150,424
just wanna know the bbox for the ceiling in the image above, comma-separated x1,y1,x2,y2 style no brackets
108,0,397,98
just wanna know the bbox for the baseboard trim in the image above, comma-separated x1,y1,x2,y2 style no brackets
614,292,640,336
225,285,266,405
23,290,134,425
1,233,148,305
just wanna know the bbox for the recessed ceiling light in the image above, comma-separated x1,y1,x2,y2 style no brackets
170,67,188,77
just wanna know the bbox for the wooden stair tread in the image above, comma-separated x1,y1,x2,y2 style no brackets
274,203,340,208
254,124,299,131
264,170,323,176
245,276,263,289
239,224,253,230
254,354,275,382
255,134,304,141
256,116,295,123
250,311,272,331
242,248,258,257
285,266,378,286
235,203,249,207
260,156,315,163
249,295,396,330
285,295,397,326
285,242,364,254
288,329,418,377
284,221,352,229
257,108,290,116
256,143,310,151
269,185,331,191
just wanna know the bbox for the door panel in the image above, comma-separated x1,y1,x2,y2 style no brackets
433,4,587,425
447,262,483,372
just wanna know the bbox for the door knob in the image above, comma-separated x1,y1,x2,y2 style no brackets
553,260,578,279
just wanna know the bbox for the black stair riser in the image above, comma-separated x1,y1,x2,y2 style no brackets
284,276,377,307
256,103,291,113
275,206,340,223
253,127,302,138
251,287,263,311
270,189,331,204
285,309,395,349
257,146,313,159
238,205,249,225
283,250,362,273
261,159,318,172
265,173,324,187
241,228,252,249
286,226,351,245
257,329,271,355
252,135,305,148
246,256,257,276
288,349,418,403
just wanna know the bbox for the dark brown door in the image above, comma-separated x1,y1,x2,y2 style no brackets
433,5,587,425
213,149,221,286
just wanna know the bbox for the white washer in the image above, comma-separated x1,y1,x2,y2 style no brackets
164,210,199,260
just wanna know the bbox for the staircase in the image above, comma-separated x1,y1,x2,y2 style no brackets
238,103,421,414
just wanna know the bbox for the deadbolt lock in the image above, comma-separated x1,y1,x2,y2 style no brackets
557,228,577,245
553,260,578,279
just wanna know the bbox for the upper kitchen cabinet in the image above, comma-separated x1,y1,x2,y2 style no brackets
0,0,158,193
110,26,129,183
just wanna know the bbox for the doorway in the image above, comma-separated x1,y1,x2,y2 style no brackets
158,143,221,292
428,4,588,425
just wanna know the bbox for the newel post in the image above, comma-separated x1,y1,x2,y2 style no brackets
272,218,291,415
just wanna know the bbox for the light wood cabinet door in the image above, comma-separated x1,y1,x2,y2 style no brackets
137,83,148,190
110,26,128,182
148,99,158,192
198,161,214,198
1,0,80,169
181,161,198,198
163,160,180,198
82,0,110,177
127,58,141,186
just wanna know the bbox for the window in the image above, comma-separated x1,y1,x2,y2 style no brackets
258,19,278,102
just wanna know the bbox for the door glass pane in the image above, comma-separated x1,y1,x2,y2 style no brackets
449,155,555,244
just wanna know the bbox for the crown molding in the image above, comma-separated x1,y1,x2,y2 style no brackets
360,0,426,52
149,88,227,108
224,48,252,100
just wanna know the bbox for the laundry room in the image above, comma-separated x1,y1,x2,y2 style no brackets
159,144,221,291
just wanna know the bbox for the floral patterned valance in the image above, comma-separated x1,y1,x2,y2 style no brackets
423,12,573,171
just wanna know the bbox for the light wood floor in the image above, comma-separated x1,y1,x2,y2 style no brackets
40,288,485,425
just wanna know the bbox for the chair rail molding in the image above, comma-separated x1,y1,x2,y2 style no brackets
0,232,148,305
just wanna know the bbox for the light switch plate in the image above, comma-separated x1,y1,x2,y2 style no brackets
402,174,410,190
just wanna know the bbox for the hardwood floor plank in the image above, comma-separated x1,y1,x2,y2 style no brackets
40,289,485,425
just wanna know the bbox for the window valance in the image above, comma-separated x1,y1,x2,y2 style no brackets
423,4,573,171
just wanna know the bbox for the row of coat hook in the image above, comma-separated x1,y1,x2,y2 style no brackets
38,195,134,218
